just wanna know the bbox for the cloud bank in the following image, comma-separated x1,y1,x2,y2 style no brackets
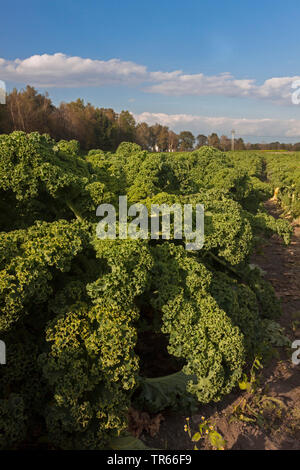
0,53,299,104
134,112,300,139
0,53,149,87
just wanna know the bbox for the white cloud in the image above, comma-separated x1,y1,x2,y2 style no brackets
145,72,300,104
0,53,149,87
145,72,256,97
252,76,300,102
0,53,299,104
134,112,300,139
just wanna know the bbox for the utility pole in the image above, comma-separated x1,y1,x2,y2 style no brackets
231,130,235,151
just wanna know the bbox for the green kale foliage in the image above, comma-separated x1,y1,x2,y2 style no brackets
265,152,300,219
0,133,292,448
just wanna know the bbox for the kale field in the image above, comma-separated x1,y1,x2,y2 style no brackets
0,132,299,449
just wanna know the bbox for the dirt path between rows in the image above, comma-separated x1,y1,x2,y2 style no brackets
142,200,300,450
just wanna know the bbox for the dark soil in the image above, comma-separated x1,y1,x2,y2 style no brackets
139,200,300,450
135,330,183,378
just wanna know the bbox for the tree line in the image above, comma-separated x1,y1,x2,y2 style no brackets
0,86,299,152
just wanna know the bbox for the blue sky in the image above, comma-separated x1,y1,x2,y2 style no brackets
1,0,300,141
